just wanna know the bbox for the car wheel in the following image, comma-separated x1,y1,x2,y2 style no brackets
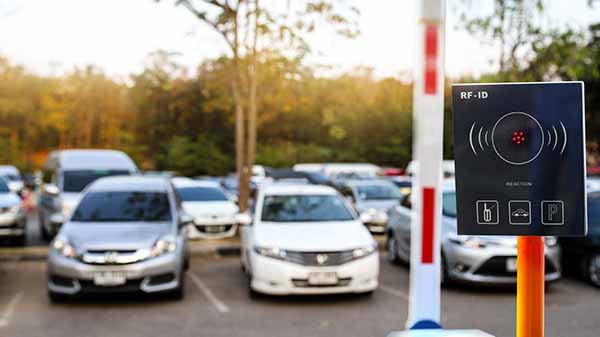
585,253,600,288
440,253,449,286
11,234,25,246
386,233,400,264
48,290,68,303
39,214,50,241
170,272,185,300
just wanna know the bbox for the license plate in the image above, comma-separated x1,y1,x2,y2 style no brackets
93,271,127,286
308,272,338,285
205,225,226,233
506,257,518,272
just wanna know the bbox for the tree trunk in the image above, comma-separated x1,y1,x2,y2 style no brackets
246,0,259,203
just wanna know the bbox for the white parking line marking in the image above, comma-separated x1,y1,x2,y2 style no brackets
379,284,409,301
189,272,229,313
0,292,23,327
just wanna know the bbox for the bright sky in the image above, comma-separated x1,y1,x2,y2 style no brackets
0,0,598,80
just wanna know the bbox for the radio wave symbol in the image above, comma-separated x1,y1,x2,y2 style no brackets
545,121,567,155
469,122,491,156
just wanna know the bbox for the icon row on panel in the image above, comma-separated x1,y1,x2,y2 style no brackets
476,200,563,226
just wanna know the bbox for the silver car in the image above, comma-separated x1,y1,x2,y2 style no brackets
386,184,561,285
47,176,191,301
338,179,403,234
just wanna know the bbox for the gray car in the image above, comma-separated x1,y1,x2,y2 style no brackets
39,149,138,240
386,183,561,285
47,176,192,301
338,179,403,234
0,178,26,245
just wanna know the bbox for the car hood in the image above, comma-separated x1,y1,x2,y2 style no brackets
442,216,517,247
0,193,21,207
356,199,398,213
61,222,172,252
182,201,238,217
253,221,374,252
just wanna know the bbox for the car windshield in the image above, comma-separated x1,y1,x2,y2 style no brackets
63,169,131,192
589,192,600,225
356,184,402,200
261,194,354,222
177,186,229,202
71,191,171,222
0,179,9,193
442,192,457,218
1,174,20,181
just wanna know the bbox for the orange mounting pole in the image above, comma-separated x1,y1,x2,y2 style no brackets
516,236,545,337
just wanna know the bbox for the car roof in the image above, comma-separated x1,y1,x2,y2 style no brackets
87,176,170,192
0,166,19,174
171,177,221,188
262,183,338,196
344,179,396,187
48,149,137,171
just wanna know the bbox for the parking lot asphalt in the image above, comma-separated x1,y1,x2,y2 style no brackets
0,254,598,337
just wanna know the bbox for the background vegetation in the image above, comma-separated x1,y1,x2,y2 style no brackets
0,1,599,175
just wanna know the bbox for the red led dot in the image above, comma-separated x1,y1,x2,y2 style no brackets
514,132,518,135
517,141,521,144
519,132,523,136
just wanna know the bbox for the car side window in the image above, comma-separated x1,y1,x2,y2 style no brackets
42,169,53,184
340,186,355,203
400,193,412,209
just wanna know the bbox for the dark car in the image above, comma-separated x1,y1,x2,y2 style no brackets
560,188,600,287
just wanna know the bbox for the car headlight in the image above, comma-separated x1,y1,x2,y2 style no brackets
9,205,21,214
352,243,378,259
52,236,76,258
254,246,287,260
360,208,389,224
151,235,177,257
448,234,487,249
544,236,558,247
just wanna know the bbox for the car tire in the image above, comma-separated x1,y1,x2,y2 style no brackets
583,252,600,288
12,234,25,246
247,274,262,299
386,232,400,264
440,253,449,286
170,273,185,300
39,214,50,241
48,290,68,303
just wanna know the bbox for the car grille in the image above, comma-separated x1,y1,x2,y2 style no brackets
79,278,144,293
291,277,352,288
195,224,234,234
473,256,557,276
81,249,146,265
285,250,355,266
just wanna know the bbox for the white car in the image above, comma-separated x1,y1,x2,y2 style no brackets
172,178,239,239
240,184,379,296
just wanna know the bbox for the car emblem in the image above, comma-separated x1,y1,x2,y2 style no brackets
212,215,218,220
316,254,328,265
104,251,119,264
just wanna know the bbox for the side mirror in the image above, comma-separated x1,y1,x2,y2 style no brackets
44,184,60,196
179,213,194,228
234,213,252,226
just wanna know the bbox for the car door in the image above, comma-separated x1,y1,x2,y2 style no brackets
393,193,413,261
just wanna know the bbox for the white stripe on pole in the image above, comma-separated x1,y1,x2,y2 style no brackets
406,0,446,329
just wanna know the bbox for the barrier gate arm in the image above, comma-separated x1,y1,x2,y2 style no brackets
407,0,446,329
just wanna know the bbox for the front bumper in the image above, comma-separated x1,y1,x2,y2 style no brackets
0,211,25,237
444,241,561,285
47,251,183,295
249,252,379,295
187,221,238,239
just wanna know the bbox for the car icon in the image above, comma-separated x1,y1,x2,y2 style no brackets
512,208,529,217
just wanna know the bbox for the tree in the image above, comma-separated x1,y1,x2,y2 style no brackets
456,0,545,79
160,0,359,211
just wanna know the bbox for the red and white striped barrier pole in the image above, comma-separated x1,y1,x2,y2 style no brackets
407,0,446,329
